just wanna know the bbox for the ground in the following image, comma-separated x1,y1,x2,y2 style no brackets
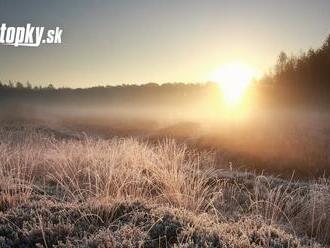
0,124,328,247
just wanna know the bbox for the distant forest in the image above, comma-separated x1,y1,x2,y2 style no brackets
0,81,220,108
1,34,330,108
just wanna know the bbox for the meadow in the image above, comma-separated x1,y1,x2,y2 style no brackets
0,120,329,247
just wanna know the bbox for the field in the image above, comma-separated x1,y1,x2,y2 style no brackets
0,120,329,247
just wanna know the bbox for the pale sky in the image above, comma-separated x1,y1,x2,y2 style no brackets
0,0,329,87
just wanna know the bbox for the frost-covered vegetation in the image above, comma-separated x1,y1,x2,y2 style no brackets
0,126,329,247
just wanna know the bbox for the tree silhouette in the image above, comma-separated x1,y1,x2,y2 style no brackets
261,34,330,106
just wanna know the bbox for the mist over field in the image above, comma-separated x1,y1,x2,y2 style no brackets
2,77,330,179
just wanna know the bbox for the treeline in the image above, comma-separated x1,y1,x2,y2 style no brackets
260,34,330,106
0,81,220,108
0,80,53,90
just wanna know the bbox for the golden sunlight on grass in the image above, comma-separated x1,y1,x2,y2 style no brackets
210,62,259,106
0,126,328,246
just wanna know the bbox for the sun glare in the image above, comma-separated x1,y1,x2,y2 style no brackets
210,62,258,106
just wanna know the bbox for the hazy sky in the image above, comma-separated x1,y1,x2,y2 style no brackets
0,0,329,87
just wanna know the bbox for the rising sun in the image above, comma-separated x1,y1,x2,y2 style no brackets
210,62,259,106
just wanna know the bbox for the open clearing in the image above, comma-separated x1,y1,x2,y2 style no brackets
0,124,329,247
